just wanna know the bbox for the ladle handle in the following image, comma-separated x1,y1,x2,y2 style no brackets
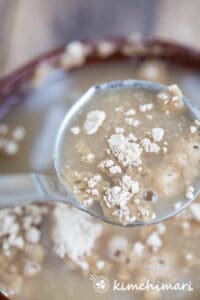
0,174,68,208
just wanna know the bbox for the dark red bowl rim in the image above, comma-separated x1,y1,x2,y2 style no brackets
0,36,200,299
0,37,200,118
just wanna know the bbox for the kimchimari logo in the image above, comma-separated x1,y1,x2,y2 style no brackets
113,280,194,292
89,274,194,294
89,273,110,294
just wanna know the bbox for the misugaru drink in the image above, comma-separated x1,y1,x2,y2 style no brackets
0,41,200,300
62,83,200,224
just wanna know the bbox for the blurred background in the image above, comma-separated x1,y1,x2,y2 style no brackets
0,0,200,76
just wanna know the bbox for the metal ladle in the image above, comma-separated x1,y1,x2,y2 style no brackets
0,80,200,226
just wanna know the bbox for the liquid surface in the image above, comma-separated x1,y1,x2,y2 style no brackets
62,84,200,224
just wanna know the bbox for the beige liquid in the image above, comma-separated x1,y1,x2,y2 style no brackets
62,86,200,224
0,59,200,300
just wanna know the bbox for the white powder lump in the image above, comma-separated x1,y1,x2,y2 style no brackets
60,41,91,68
99,159,121,174
103,175,139,209
0,210,22,252
132,241,144,256
115,127,125,133
84,110,106,135
96,260,105,270
51,204,102,269
115,106,124,112
151,128,165,142
0,205,48,256
112,206,136,223
140,138,160,153
99,159,114,168
174,201,182,210
0,205,47,296
139,103,154,112
146,114,153,120
168,84,183,107
25,227,41,244
195,120,200,127
83,197,94,207
0,124,26,156
146,232,162,252
121,175,140,194
185,185,194,200
12,126,26,141
190,126,197,134
189,203,200,222
156,223,166,235
137,60,168,83
81,152,95,163
86,153,95,161
125,117,140,127
70,126,80,135
86,188,99,197
125,109,136,116
109,165,122,174
97,40,116,58
108,133,142,167
4,141,19,155
87,175,101,189
157,84,184,108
